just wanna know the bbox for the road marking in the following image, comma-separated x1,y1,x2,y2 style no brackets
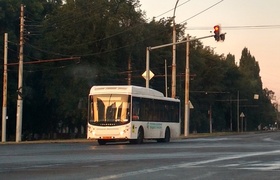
88,150,280,180
239,161,280,171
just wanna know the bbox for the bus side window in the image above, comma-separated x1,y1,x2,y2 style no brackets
132,100,140,121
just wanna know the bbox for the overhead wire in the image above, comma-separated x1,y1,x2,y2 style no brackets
6,1,188,73
180,0,224,24
24,61,81,73
21,3,132,57
151,0,191,19
20,1,171,58
15,0,280,65
36,2,108,32
187,25,280,30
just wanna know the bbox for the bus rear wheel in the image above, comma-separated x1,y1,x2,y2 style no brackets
157,127,170,143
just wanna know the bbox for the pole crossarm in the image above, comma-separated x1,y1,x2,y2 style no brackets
148,35,214,51
7,57,81,66
146,34,215,88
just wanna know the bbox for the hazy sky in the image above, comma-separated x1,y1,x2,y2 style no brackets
139,0,280,102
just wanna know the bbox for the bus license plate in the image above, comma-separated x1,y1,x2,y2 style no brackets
102,136,112,139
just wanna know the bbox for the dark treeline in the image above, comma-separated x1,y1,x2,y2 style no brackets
0,0,277,140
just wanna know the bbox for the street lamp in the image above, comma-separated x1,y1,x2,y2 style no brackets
184,34,190,136
171,0,179,98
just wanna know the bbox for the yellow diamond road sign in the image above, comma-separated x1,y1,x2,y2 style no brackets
142,70,154,80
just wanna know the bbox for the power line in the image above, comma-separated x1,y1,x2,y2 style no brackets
24,61,81,73
180,0,224,24
16,1,190,58
152,0,191,19
7,57,80,66
187,25,280,30
20,22,280,61
221,25,280,30
8,0,228,60
40,0,222,56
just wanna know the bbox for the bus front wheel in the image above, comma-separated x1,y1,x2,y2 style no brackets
130,127,144,144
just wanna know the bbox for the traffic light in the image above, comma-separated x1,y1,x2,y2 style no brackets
213,25,220,41
220,33,225,41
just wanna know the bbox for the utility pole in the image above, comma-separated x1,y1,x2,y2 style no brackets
2,33,8,142
127,54,131,85
237,91,240,133
209,105,212,133
165,59,168,97
184,34,190,136
230,95,233,131
16,4,24,142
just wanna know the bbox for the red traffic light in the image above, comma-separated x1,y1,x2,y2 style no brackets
214,25,220,32
213,25,220,41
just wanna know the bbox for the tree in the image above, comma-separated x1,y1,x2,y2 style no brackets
0,0,276,139
238,47,275,130
35,0,156,137
0,0,62,140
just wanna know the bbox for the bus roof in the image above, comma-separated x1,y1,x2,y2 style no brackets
89,85,179,101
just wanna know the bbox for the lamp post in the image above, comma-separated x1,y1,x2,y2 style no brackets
171,0,179,98
184,34,190,136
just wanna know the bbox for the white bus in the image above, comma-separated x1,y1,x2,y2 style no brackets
87,85,181,145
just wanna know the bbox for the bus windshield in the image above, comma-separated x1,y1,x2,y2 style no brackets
89,94,130,125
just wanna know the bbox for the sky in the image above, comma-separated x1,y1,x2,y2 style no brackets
139,0,280,104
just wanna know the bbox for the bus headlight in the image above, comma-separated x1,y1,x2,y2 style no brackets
120,128,127,136
120,130,125,135
92,131,96,136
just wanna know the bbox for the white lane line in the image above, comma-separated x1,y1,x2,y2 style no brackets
239,161,280,171
0,163,63,172
88,150,280,180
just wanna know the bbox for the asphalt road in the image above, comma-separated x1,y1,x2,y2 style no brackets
0,132,280,180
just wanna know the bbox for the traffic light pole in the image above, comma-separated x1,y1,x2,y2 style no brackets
171,0,179,99
145,34,214,88
145,34,214,136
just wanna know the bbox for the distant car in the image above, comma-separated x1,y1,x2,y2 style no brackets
270,127,277,131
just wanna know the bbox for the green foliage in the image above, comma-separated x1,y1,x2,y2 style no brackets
0,0,276,139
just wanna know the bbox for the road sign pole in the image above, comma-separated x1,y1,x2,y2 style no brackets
145,47,150,88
